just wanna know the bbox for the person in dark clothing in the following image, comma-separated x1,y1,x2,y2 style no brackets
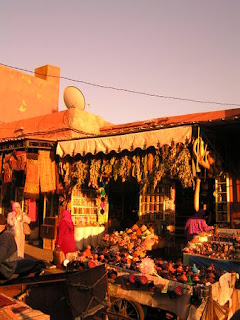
0,214,18,279
230,309,240,320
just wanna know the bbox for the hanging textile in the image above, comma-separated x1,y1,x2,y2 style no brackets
28,199,38,222
24,158,39,195
3,162,12,183
8,154,18,171
3,154,12,183
39,150,56,193
15,151,27,171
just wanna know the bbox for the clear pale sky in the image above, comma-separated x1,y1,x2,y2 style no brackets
1,0,240,124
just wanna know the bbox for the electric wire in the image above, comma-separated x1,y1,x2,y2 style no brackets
1,62,240,107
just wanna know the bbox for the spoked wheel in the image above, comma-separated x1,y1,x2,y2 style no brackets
108,298,144,320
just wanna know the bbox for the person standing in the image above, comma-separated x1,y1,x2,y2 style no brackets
185,209,213,242
7,202,31,258
55,210,76,256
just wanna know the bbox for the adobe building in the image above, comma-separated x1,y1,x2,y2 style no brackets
0,64,111,246
0,64,60,122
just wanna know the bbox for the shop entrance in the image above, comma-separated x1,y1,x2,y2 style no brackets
108,178,139,232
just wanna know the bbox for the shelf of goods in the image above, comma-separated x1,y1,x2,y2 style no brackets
215,174,230,224
71,187,107,250
139,183,175,235
71,187,109,226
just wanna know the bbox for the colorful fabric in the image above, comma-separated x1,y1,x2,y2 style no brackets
24,159,39,195
27,199,38,222
194,209,206,219
61,210,74,231
9,154,18,171
15,151,27,171
39,150,56,193
55,210,75,255
185,210,213,241
3,162,12,183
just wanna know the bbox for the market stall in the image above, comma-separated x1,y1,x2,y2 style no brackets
59,221,239,320
64,248,240,320
182,228,240,274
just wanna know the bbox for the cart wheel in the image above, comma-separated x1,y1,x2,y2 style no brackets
108,298,144,320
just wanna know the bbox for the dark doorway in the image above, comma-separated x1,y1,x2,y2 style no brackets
108,178,139,232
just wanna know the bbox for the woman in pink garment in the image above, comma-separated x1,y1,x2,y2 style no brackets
185,209,213,242
55,210,76,256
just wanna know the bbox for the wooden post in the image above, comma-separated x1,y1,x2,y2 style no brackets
43,193,47,220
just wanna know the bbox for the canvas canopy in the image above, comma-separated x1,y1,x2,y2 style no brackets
56,125,192,158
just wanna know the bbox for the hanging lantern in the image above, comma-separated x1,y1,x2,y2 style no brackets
100,201,105,209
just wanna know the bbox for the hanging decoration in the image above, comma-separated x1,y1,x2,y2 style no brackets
71,159,88,187
58,141,195,194
89,159,101,189
99,183,106,215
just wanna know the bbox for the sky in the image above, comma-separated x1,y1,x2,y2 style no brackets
1,0,240,125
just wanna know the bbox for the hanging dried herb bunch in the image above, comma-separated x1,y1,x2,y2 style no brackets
71,159,89,187
58,140,194,192
89,159,102,189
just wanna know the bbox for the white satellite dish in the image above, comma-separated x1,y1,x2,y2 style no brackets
63,86,86,110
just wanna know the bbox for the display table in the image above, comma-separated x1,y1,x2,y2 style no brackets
74,226,105,250
183,252,240,274
108,265,193,320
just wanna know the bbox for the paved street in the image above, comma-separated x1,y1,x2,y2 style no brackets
24,243,53,263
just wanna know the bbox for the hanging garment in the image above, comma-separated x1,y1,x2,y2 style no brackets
24,159,39,195
39,150,56,193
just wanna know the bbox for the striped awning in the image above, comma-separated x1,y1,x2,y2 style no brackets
56,125,192,157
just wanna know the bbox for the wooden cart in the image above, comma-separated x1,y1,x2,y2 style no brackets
0,264,108,320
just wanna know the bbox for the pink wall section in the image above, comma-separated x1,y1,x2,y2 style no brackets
0,64,60,123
